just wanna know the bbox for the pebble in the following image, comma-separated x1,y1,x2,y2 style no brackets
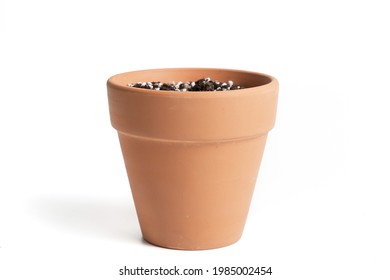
127,77,244,92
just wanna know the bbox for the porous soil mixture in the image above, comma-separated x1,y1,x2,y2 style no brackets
128,77,243,92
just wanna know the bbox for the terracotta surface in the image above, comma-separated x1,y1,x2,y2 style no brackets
107,68,278,250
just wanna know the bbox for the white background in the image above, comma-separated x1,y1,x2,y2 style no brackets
1,0,389,279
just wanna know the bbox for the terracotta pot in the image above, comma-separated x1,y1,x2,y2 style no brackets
107,68,278,250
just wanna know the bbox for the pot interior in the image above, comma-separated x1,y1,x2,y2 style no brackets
109,68,273,90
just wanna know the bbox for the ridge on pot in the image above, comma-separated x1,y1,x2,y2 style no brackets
107,68,278,250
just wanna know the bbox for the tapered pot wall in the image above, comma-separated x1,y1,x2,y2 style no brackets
107,68,278,250
118,133,267,249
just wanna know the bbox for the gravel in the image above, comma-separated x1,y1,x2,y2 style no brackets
127,77,243,92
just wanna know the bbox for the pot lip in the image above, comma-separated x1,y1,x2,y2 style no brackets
107,67,278,98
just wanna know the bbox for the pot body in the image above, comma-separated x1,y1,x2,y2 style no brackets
107,68,278,249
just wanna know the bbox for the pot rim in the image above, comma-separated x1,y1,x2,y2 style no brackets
107,67,278,98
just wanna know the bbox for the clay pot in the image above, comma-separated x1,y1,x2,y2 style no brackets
107,68,278,250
